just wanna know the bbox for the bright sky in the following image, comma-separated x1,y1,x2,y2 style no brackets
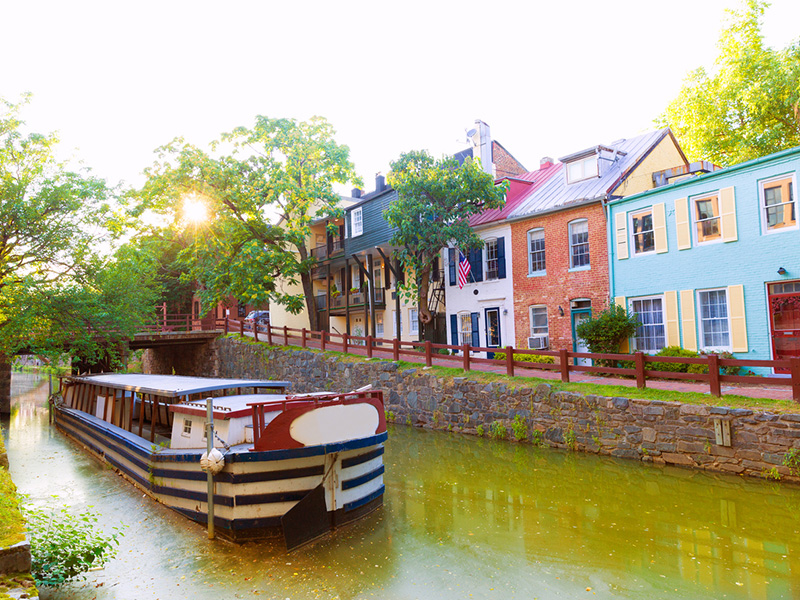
3,0,798,193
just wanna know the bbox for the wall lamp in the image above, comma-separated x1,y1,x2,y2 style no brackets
778,267,787,275
558,306,565,317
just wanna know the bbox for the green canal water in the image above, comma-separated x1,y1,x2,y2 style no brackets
4,373,800,599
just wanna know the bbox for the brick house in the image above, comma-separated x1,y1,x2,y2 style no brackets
507,129,689,356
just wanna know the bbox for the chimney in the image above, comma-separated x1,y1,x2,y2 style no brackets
472,120,493,176
351,188,362,198
375,174,385,192
540,157,554,169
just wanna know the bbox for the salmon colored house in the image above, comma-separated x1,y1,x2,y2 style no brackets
507,129,688,355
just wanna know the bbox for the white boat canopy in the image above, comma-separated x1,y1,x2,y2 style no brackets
66,374,291,398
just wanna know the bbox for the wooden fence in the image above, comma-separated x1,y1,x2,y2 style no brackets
219,319,800,402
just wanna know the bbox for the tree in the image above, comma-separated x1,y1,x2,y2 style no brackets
385,151,507,327
574,304,639,366
0,95,157,367
659,0,800,166
137,116,358,331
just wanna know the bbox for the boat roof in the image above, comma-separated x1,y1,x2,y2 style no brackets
66,374,291,398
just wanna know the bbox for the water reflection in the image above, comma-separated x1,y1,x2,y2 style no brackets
5,373,800,599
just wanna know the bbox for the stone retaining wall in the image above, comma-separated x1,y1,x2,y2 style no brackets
214,337,800,482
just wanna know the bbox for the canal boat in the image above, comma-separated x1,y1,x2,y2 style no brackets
52,373,387,547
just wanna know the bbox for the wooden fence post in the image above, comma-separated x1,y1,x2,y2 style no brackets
224,317,229,335
708,353,721,397
393,338,400,361
239,319,244,337
320,331,326,351
283,325,288,346
254,322,259,342
462,344,471,372
634,352,646,389
791,357,800,402
301,328,307,348
367,336,373,358
559,348,570,383
343,333,349,355
506,346,514,377
425,340,432,367
267,324,273,345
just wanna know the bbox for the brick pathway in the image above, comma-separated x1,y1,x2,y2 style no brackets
242,330,794,402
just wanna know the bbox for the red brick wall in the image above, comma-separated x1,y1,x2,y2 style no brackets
510,202,609,350
492,141,527,178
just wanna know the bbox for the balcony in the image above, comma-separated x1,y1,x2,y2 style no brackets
310,237,344,262
315,294,327,310
327,288,386,312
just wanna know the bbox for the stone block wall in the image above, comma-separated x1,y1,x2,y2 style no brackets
214,336,800,482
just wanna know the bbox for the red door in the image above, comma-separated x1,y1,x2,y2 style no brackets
769,282,800,373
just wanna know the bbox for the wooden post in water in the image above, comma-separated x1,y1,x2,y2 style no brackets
206,397,215,540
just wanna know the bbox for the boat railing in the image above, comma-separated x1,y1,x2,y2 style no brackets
248,390,384,447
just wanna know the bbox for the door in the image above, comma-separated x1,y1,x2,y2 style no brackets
571,308,592,367
769,281,800,373
485,308,501,359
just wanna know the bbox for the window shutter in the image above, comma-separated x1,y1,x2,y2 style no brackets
470,249,483,282
675,197,691,250
497,237,506,279
653,203,668,253
680,289,698,351
614,212,628,260
450,314,458,346
664,290,680,346
728,284,748,352
448,248,456,286
470,312,480,347
720,186,738,242
613,296,629,352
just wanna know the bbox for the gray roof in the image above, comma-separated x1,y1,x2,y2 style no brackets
66,374,291,397
508,129,673,220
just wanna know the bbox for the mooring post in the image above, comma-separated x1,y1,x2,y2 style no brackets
206,397,215,540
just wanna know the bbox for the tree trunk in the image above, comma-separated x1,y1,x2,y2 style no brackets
417,263,433,324
296,243,319,332
0,354,10,415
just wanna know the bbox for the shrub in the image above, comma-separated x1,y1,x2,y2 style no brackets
530,430,545,447
689,351,740,376
575,305,639,366
511,415,528,441
490,421,507,440
649,346,699,373
493,352,555,364
476,424,485,437
24,503,124,587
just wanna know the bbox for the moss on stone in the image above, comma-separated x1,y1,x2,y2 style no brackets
0,430,26,549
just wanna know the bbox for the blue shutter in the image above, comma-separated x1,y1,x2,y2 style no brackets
450,314,458,346
497,237,506,279
470,249,483,282
470,312,480,347
448,248,456,286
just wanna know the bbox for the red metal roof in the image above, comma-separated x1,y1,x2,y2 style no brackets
468,161,562,227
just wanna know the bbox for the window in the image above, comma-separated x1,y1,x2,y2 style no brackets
630,208,655,254
529,306,548,336
761,175,796,232
485,239,499,280
692,193,721,243
182,419,192,437
409,308,419,335
698,289,730,349
569,219,590,269
351,207,363,237
566,156,598,183
630,297,665,352
459,312,472,345
374,262,383,291
351,267,360,290
528,229,545,274
376,312,384,338
392,310,402,337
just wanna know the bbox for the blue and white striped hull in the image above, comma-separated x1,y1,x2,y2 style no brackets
55,407,386,542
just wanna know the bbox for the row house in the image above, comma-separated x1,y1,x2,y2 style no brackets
505,128,689,358
609,145,800,372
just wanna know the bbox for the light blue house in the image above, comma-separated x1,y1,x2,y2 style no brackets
608,146,800,372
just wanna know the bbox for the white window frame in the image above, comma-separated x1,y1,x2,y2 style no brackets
351,207,363,237
568,219,590,270
697,288,731,352
629,208,656,256
409,308,419,335
182,418,192,438
527,228,545,275
376,312,384,338
458,312,472,346
529,305,548,337
691,192,722,245
566,155,598,183
760,173,798,234
392,310,402,337
628,295,666,353
484,238,499,280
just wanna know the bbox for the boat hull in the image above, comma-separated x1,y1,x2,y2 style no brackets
54,406,386,543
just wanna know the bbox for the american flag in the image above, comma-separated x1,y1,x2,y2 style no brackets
458,251,471,289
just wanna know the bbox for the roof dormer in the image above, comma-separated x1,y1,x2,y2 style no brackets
561,148,599,184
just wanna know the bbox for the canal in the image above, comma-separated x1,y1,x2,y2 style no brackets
4,373,800,599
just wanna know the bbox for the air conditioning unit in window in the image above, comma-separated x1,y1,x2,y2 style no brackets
528,335,549,350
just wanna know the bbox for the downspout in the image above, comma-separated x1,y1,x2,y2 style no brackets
603,194,615,304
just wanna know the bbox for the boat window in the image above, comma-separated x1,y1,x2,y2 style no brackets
182,419,192,437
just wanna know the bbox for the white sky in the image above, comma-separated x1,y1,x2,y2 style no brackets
3,0,799,193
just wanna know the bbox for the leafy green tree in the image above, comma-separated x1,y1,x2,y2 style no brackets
385,151,507,326
0,95,158,369
575,304,639,365
659,0,800,166
137,116,358,331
